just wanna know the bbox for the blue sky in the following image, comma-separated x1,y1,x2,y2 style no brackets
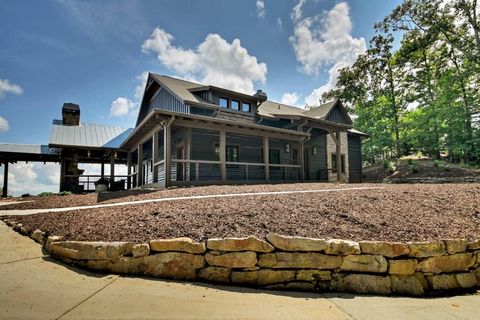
0,0,402,195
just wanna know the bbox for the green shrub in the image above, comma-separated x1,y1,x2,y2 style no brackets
409,161,419,173
58,191,72,196
433,159,442,167
407,158,413,165
21,193,31,198
38,192,54,197
383,160,396,173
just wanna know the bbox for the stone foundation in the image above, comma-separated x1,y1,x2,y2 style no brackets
3,219,479,296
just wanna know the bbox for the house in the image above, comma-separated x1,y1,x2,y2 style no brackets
0,73,367,196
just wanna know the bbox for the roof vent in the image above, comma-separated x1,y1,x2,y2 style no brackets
253,89,267,103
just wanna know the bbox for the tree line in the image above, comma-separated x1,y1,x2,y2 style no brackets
323,0,480,165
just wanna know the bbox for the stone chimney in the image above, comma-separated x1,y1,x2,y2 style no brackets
62,103,80,126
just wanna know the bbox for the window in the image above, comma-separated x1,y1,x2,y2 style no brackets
331,154,345,173
214,144,239,162
269,149,280,171
231,100,240,110
219,97,228,108
242,102,251,112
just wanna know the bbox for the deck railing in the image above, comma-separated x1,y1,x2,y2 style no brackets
64,174,131,192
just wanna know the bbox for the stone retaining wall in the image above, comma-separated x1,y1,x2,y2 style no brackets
3,219,480,296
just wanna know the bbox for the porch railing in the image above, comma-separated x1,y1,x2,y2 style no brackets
169,159,301,184
64,174,131,192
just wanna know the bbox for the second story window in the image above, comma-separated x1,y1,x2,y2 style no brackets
242,102,251,112
219,97,228,108
231,100,240,110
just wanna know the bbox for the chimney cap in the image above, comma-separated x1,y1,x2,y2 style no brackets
62,103,80,112
253,89,267,102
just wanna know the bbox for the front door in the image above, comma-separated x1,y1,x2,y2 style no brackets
176,146,185,181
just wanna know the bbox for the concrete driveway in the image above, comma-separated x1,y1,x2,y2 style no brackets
0,222,478,320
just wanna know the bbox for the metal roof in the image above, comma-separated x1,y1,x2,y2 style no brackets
49,123,132,150
0,143,59,155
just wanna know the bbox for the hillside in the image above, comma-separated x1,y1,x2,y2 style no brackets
363,158,480,183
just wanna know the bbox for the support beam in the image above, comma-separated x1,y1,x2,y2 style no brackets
126,152,131,189
152,129,159,183
263,136,270,181
137,144,144,187
164,122,172,187
100,161,105,179
300,140,305,182
109,152,115,186
336,131,342,182
219,129,226,181
2,162,8,197
186,127,192,181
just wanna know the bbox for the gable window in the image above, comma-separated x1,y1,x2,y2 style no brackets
331,154,345,173
231,100,240,111
219,97,228,108
242,102,251,112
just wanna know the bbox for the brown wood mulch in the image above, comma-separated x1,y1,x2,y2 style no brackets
4,184,479,243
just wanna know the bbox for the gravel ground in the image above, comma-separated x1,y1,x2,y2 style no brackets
0,183,373,210
4,184,480,243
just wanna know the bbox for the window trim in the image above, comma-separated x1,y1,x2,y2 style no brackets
231,100,240,111
242,102,251,113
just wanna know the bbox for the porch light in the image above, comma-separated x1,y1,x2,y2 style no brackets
285,143,290,153
312,147,317,155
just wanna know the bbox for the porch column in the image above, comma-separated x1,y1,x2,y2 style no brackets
2,162,8,198
100,160,105,179
300,140,305,182
126,152,132,189
186,127,192,181
336,131,342,182
152,129,159,183
220,129,226,181
137,144,144,186
263,136,269,181
109,152,115,186
164,123,172,187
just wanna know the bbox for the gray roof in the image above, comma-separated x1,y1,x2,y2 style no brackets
49,122,133,149
0,143,59,155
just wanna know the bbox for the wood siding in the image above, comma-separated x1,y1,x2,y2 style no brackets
348,134,362,183
327,106,349,124
305,128,328,181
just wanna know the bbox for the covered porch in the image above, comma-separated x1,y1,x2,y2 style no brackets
124,111,309,188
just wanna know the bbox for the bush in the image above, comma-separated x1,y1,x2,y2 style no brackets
407,158,413,165
409,161,419,173
58,191,72,196
433,159,442,167
38,192,54,197
383,160,396,173
21,193,31,198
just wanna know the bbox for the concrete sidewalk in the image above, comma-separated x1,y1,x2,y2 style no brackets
0,222,478,320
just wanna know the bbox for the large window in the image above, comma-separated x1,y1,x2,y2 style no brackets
214,144,239,162
231,100,240,111
219,97,228,108
331,154,345,173
242,102,251,112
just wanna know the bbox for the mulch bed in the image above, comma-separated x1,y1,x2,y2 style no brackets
0,183,368,210
4,184,480,243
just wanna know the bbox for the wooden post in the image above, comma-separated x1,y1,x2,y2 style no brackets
300,140,305,182
164,122,171,187
100,160,105,179
186,127,192,181
109,152,115,187
152,129,159,183
137,144,143,186
126,152,131,189
2,162,8,198
220,129,226,181
263,136,270,181
336,131,342,182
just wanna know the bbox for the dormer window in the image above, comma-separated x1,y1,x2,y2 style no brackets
242,102,251,113
231,100,240,111
219,97,228,108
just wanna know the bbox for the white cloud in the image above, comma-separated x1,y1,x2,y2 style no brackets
289,1,366,106
281,92,300,106
110,71,148,118
277,17,283,29
0,79,23,98
0,163,59,196
142,28,267,94
109,97,137,117
256,0,265,18
0,116,9,132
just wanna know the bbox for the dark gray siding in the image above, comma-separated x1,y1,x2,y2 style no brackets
146,87,189,115
305,128,328,181
327,106,349,124
348,134,362,183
